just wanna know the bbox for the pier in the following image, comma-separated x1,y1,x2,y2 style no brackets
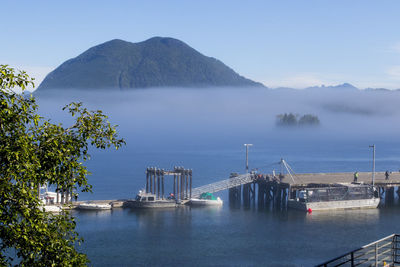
56,166,400,210
190,166,400,208
287,171,400,188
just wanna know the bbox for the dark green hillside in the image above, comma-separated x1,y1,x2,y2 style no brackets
37,37,264,91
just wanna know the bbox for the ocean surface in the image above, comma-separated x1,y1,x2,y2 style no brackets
36,88,400,266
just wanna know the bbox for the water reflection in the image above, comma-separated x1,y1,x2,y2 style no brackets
73,209,113,218
189,205,223,212
73,202,400,266
305,208,380,224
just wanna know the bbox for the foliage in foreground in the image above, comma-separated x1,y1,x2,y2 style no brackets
0,65,125,266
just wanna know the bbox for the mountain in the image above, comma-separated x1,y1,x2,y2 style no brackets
37,37,264,91
304,83,359,92
364,87,392,92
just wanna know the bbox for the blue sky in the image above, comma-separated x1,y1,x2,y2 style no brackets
2,0,400,90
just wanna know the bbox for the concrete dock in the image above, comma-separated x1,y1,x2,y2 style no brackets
286,171,400,188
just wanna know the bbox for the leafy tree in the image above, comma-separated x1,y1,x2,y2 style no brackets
0,65,125,266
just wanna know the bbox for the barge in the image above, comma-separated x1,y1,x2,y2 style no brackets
288,183,380,211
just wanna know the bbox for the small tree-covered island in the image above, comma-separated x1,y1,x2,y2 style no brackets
0,65,125,265
276,113,320,127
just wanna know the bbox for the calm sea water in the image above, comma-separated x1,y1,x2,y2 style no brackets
74,204,400,266
74,140,400,267
37,89,400,266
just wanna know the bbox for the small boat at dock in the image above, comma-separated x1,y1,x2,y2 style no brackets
41,205,62,213
189,192,223,206
77,202,112,210
125,191,177,208
288,183,380,212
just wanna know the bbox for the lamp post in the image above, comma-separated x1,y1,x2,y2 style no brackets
369,144,375,186
244,144,253,173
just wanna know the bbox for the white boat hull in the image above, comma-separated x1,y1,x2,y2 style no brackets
125,200,177,208
288,198,380,211
189,198,223,206
42,205,62,213
78,203,112,210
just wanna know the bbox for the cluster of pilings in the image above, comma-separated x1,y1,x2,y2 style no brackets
257,178,289,209
242,182,256,206
171,167,193,201
57,188,73,204
146,167,166,200
229,173,289,209
228,173,242,207
146,166,192,201
379,186,400,205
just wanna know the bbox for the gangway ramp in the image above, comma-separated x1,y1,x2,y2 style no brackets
191,174,253,198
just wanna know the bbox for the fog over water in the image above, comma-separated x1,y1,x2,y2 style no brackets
36,87,400,141
35,87,400,266
36,87,400,200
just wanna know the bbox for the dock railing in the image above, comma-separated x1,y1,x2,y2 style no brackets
317,234,400,267
191,173,253,198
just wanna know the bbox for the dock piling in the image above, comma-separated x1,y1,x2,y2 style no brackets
161,170,165,200
185,170,188,199
189,169,192,199
146,168,149,193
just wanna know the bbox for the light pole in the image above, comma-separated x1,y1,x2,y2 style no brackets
244,144,253,173
369,144,375,186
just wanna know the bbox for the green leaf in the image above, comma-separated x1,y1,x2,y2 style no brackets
0,65,124,266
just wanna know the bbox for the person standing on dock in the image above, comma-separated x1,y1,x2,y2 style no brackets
385,170,390,180
353,171,359,182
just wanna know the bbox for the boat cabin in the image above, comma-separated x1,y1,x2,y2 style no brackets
135,191,156,202
298,190,307,202
295,184,377,203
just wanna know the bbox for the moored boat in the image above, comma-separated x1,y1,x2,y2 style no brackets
125,191,177,208
189,192,223,206
288,183,380,212
77,202,112,210
41,205,62,213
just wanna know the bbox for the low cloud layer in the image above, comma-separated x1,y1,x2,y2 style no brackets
36,87,400,146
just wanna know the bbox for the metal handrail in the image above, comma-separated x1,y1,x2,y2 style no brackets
317,234,400,267
191,173,254,198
